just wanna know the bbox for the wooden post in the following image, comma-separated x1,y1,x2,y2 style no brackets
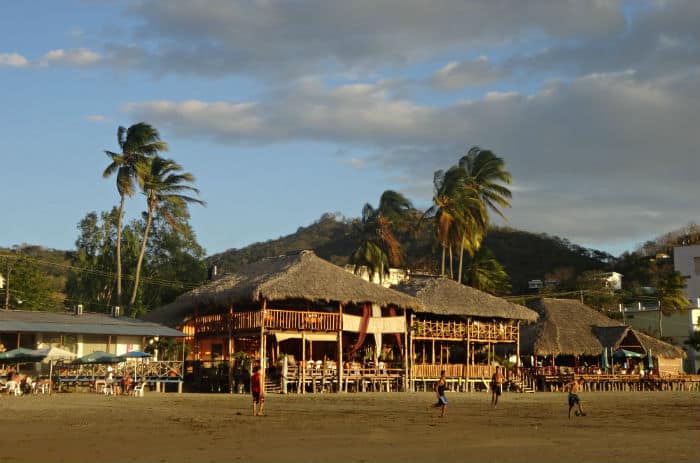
301,331,306,394
338,303,343,393
431,339,435,364
260,299,267,395
516,321,521,371
107,335,112,354
228,305,234,394
466,319,471,392
403,309,409,392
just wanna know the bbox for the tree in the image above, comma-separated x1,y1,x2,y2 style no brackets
351,190,412,284
129,157,205,311
0,248,55,310
656,271,689,337
457,146,512,283
463,246,511,295
103,123,168,307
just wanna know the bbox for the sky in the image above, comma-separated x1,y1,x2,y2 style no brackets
1,0,698,258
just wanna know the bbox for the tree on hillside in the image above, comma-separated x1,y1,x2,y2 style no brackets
0,248,56,311
457,146,511,283
103,123,168,308
463,246,511,295
129,157,205,312
424,166,484,279
656,271,689,337
351,190,412,284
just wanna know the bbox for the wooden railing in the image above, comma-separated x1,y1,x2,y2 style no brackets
233,309,340,331
412,363,496,378
412,319,518,341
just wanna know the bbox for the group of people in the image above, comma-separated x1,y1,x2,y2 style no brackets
431,366,587,419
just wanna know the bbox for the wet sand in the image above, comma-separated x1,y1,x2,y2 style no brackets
1,390,698,463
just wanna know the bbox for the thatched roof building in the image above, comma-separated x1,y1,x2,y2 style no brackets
520,298,685,358
145,250,423,327
393,275,537,321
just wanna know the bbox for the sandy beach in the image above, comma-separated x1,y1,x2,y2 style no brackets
1,391,698,463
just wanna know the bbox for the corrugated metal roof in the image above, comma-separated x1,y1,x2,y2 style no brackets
0,310,184,337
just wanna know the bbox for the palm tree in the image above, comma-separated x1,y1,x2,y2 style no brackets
424,167,485,279
103,123,168,306
457,146,512,282
351,190,412,284
656,271,689,337
464,246,512,295
129,157,205,311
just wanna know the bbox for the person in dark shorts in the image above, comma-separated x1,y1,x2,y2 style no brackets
433,370,448,417
565,377,586,419
491,366,504,408
251,365,265,416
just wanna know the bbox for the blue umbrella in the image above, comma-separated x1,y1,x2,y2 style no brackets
119,351,152,386
73,351,122,364
0,347,46,363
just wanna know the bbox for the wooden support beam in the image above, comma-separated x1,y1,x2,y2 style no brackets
338,302,343,393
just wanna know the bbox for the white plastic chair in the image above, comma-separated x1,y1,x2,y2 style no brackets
131,383,145,397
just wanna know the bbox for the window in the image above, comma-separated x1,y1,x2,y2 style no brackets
694,257,700,275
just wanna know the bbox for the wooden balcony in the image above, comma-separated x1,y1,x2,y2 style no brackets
232,309,341,332
412,363,496,379
412,319,518,342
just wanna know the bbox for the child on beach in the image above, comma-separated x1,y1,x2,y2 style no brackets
251,366,265,416
433,370,448,417
565,377,586,419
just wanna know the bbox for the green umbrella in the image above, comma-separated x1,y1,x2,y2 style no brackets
0,347,47,363
72,351,122,364
613,349,644,358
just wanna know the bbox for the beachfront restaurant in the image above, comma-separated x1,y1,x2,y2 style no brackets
519,298,693,391
0,307,186,391
392,275,538,392
145,250,424,393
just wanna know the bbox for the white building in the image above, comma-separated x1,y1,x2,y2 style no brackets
344,265,409,288
674,244,700,373
604,272,623,291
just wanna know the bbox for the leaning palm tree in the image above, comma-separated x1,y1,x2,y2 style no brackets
464,246,512,295
129,157,205,310
424,167,485,279
103,123,168,306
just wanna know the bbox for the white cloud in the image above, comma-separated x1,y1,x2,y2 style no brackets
339,158,367,170
86,114,108,123
39,48,101,67
0,53,29,67
431,57,506,90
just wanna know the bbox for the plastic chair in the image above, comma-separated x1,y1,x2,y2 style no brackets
131,383,145,397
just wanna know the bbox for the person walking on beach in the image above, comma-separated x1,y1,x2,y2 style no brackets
433,370,448,417
491,366,504,408
251,365,265,416
565,377,586,419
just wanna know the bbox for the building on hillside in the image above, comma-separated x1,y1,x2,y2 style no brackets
604,272,623,290
343,265,409,288
520,298,685,389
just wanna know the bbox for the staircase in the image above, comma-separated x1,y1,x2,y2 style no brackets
509,377,536,393
265,376,281,394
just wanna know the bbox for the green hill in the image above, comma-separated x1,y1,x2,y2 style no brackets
206,213,613,295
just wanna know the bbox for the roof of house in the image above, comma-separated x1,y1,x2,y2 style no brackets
0,309,184,337
393,275,538,321
145,250,424,327
520,298,685,358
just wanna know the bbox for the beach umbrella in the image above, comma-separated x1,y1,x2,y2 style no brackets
119,351,152,384
37,347,77,396
646,349,654,371
601,347,610,372
0,347,47,363
72,351,122,364
613,349,644,358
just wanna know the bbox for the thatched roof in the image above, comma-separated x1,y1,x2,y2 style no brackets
393,275,538,321
520,298,685,358
145,250,423,327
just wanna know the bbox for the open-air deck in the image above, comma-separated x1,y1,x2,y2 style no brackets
412,319,518,342
194,309,341,337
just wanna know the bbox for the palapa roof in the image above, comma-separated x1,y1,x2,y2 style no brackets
392,275,538,321
520,298,685,358
145,250,423,327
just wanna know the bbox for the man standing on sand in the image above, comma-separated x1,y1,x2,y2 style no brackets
491,366,504,408
251,366,265,416
433,370,448,417
565,377,586,419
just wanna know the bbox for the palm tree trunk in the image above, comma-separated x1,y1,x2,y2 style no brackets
658,309,663,337
441,245,446,276
457,233,465,283
129,209,154,312
116,195,125,306
448,246,454,279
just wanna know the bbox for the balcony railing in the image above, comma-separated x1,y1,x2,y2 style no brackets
231,309,341,332
412,319,518,342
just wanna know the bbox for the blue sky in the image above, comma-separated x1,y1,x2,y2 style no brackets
1,0,698,258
